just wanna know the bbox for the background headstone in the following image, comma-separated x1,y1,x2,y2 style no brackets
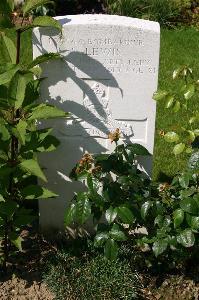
33,15,160,232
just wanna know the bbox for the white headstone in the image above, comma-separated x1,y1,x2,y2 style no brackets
33,15,160,232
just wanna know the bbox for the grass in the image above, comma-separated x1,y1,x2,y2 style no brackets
0,26,198,181
153,27,199,181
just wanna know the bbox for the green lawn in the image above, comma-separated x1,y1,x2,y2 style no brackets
1,27,198,181
153,27,199,181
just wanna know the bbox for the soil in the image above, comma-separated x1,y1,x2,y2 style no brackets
0,229,56,300
0,230,199,300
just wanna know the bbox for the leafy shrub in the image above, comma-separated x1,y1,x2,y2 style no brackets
140,167,199,264
153,66,199,156
43,244,142,300
64,130,151,260
0,0,67,272
106,0,199,27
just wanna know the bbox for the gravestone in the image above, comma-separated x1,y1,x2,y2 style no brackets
33,15,160,231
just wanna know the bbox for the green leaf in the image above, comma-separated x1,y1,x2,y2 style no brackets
23,0,54,15
164,132,179,143
173,209,184,228
179,173,190,189
32,16,62,32
9,232,23,251
0,201,17,219
116,206,135,224
9,72,27,109
0,64,19,85
0,33,16,64
153,90,168,101
184,84,195,100
177,229,195,247
28,104,67,120
21,185,57,199
173,143,185,155
188,151,199,171
141,201,152,219
0,124,10,141
12,120,27,145
0,0,14,13
94,232,109,247
180,197,198,214
104,239,118,261
110,224,127,241
14,215,36,227
152,240,168,257
19,159,47,182
165,95,174,109
105,206,117,224
187,130,195,143
28,53,61,69
64,204,76,226
126,143,150,156
36,135,60,152
190,216,199,230
173,101,181,113
76,192,91,225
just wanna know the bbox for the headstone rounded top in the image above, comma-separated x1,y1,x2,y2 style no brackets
55,14,160,32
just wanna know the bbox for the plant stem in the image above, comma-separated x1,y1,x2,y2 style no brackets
4,29,22,273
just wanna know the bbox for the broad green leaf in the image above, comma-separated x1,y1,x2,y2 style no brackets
177,229,195,247
104,239,118,261
0,34,16,63
32,16,62,32
76,192,91,225
29,66,42,77
9,72,27,109
14,215,36,227
0,124,10,141
173,143,185,155
188,151,199,171
9,232,23,251
0,64,19,85
28,104,67,120
173,209,184,228
194,129,199,136
12,120,27,145
0,15,13,29
0,200,17,219
116,206,135,224
126,143,150,156
19,159,47,182
190,216,199,230
28,53,61,69
94,232,109,247
23,0,54,15
184,84,195,100
141,201,152,219
180,197,198,214
153,90,168,101
105,206,117,224
36,135,60,152
179,173,190,189
109,224,127,241
64,204,76,226
165,95,174,109
187,130,195,143
21,185,57,199
0,0,14,13
173,101,181,113
164,132,179,143
152,239,168,257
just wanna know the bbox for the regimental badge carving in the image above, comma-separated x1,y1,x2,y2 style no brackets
79,82,134,138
